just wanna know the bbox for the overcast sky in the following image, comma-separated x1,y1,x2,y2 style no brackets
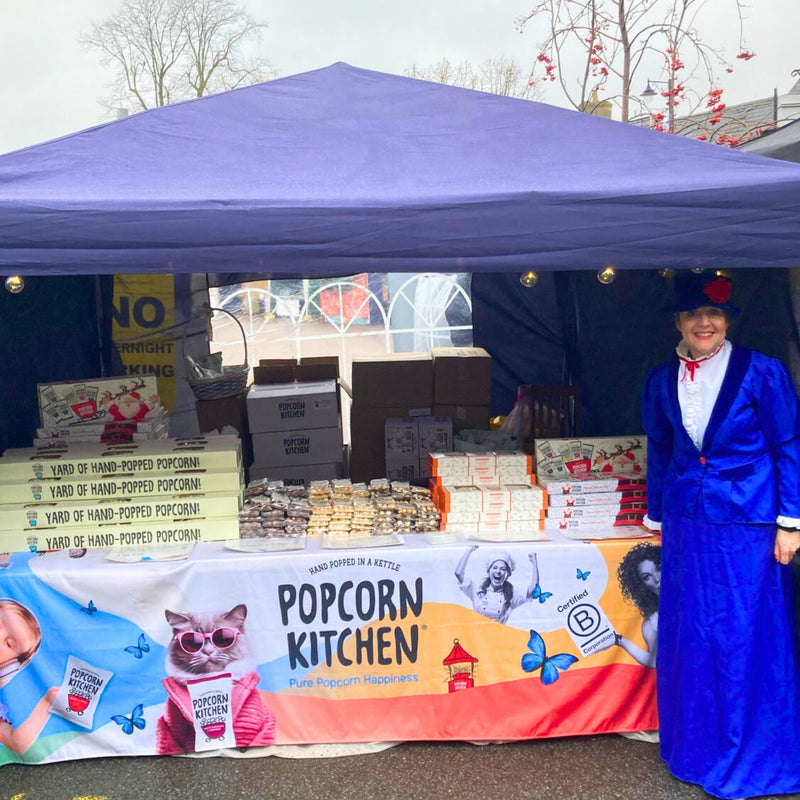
1,0,797,155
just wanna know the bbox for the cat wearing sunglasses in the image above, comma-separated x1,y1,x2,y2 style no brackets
155,603,276,754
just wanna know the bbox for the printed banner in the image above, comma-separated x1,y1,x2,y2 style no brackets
0,537,659,765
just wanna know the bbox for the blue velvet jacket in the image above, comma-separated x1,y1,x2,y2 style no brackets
642,346,800,525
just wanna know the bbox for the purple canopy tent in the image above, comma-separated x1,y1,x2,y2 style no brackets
1,62,800,276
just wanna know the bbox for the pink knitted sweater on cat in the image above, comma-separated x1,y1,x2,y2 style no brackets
156,671,277,754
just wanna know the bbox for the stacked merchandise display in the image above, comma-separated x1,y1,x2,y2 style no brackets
429,451,546,538
431,347,492,432
538,475,647,531
384,416,453,480
0,437,243,552
247,379,345,483
303,479,440,542
239,480,311,540
533,436,648,533
349,354,434,482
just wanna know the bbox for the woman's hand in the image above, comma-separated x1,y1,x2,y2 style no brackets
774,528,800,565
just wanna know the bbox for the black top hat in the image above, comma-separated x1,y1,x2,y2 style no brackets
663,272,740,314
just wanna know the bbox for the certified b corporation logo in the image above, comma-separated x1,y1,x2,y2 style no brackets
567,603,601,638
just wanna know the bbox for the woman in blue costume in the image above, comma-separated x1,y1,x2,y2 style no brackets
642,271,800,800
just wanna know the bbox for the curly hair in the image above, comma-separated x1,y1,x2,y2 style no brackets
617,542,661,618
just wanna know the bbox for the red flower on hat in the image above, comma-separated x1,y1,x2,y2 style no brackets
703,277,731,304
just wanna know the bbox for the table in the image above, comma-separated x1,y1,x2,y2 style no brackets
0,533,658,765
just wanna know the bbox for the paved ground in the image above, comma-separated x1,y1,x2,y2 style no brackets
3,736,800,800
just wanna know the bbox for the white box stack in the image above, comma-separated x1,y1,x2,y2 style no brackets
247,381,344,484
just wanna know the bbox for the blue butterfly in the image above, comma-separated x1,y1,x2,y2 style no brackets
124,633,151,659
531,583,552,604
521,630,578,685
576,568,591,581
80,600,98,616
112,704,146,735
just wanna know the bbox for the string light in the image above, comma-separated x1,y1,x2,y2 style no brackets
5,276,24,294
597,266,616,284
519,270,539,288
659,269,675,279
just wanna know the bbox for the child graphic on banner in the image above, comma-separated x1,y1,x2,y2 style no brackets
455,546,541,624
0,599,58,754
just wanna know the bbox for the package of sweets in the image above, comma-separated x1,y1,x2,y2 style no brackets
186,672,235,752
50,655,114,730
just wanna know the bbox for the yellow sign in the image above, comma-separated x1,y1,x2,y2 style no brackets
111,275,177,410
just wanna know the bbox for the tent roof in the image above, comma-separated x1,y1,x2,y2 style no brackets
737,118,800,163
2,62,800,276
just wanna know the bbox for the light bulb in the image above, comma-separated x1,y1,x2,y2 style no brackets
659,268,675,279
519,270,539,288
5,275,24,294
691,267,705,274
597,266,616,284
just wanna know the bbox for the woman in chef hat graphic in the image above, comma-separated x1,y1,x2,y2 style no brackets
455,546,541,624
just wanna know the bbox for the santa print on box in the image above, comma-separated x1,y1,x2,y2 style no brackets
100,379,159,423
156,604,276,755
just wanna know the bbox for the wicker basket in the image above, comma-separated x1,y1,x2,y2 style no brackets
184,306,249,401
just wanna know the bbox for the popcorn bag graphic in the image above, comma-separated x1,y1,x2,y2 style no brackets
51,656,114,730
187,673,234,752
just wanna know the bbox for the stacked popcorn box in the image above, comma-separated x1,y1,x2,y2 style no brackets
537,474,648,531
429,451,546,537
0,437,243,552
302,479,440,538
239,480,311,539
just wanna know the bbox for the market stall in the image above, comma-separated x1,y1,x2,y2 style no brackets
1,63,799,768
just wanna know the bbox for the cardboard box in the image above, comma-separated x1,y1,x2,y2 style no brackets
0,470,243,505
254,356,340,385
432,404,490,432
247,381,340,433
431,347,492,405
0,517,241,553
351,354,433,408
251,426,343,468
350,406,409,483
0,493,241,531
0,437,242,481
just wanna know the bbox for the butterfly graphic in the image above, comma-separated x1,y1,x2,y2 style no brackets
80,600,98,616
576,568,591,581
124,633,151,659
521,630,578,685
112,704,146,735
531,583,552,604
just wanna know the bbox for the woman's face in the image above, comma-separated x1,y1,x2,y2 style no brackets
487,560,510,587
676,306,729,358
637,559,661,596
0,608,35,666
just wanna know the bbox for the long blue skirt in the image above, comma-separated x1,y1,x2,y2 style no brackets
659,514,800,798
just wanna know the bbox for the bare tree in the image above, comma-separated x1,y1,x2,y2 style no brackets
83,0,273,113
517,0,753,130
406,57,540,100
